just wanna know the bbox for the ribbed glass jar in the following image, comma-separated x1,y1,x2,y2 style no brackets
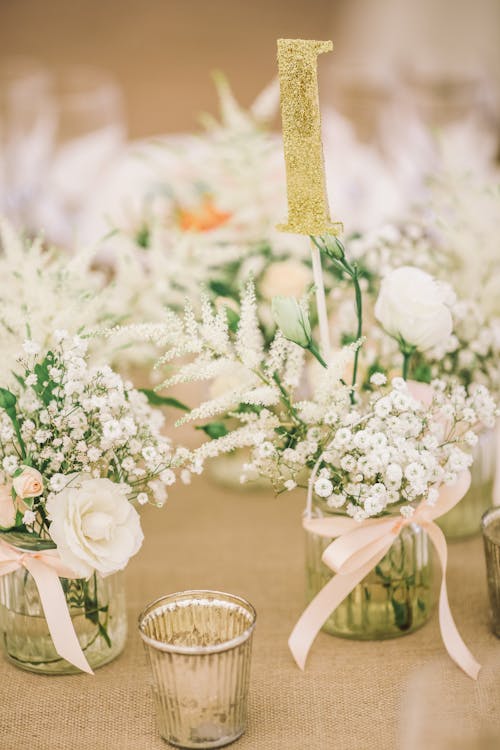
438,428,496,540
305,502,435,639
139,590,255,749
0,568,127,674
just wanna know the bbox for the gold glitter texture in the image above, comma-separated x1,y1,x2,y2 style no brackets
276,38,341,236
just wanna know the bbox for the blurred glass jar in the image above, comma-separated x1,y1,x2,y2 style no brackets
34,64,126,245
305,498,435,639
0,57,55,228
438,428,497,541
402,63,498,129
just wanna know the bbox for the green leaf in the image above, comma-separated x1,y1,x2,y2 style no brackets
341,332,358,346
225,307,240,333
98,622,112,648
0,530,57,551
0,388,17,411
135,224,150,249
195,422,229,439
11,372,26,389
139,389,190,411
209,279,235,298
235,403,262,415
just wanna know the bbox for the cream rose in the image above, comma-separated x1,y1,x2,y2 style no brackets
13,466,44,499
0,484,16,529
260,260,311,301
375,266,453,351
47,477,143,577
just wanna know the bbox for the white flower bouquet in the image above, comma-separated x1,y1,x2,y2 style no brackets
124,232,496,675
0,331,188,673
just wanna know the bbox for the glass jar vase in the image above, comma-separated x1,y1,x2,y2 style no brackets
0,568,127,674
305,502,435,639
437,428,497,541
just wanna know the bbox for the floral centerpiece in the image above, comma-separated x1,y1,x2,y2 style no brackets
117,251,496,677
0,331,188,674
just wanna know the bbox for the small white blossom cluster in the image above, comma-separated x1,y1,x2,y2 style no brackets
349,223,446,279
424,298,500,394
0,332,189,527
245,376,497,520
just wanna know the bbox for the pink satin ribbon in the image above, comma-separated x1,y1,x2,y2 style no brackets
289,469,481,679
0,540,93,674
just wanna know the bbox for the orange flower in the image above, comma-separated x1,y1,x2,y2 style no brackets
177,196,231,233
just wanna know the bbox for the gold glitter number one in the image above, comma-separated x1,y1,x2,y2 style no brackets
276,38,342,236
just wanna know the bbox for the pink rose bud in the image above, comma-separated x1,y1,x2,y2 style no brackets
12,466,44,499
0,484,16,528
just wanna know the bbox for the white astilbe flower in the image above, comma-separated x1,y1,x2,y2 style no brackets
175,390,252,426
283,340,305,389
163,356,233,389
0,221,120,383
236,281,264,368
313,344,357,406
200,294,231,355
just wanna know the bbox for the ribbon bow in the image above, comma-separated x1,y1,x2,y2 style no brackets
0,540,93,674
288,469,480,679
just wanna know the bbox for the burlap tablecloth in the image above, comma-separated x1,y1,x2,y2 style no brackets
1,479,499,749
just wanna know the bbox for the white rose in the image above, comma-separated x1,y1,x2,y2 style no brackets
375,266,453,351
13,466,44,499
47,478,143,577
260,260,311,300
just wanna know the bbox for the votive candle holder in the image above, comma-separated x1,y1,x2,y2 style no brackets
139,590,256,749
481,507,500,637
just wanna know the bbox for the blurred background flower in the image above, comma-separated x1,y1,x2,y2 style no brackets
0,0,499,243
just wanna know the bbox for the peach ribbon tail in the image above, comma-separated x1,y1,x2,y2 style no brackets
0,541,94,674
289,470,481,680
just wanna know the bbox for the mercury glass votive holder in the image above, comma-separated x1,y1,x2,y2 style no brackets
481,508,500,637
138,590,256,749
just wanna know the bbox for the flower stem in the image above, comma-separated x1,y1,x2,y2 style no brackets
402,348,414,380
348,263,363,404
308,342,328,369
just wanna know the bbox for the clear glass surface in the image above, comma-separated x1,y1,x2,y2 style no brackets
481,507,500,638
438,428,496,540
139,590,256,749
0,568,127,674
306,502,435,640
0,57,55,227
36,64,126,245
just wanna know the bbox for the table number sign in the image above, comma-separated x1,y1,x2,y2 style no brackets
276,38,341,236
